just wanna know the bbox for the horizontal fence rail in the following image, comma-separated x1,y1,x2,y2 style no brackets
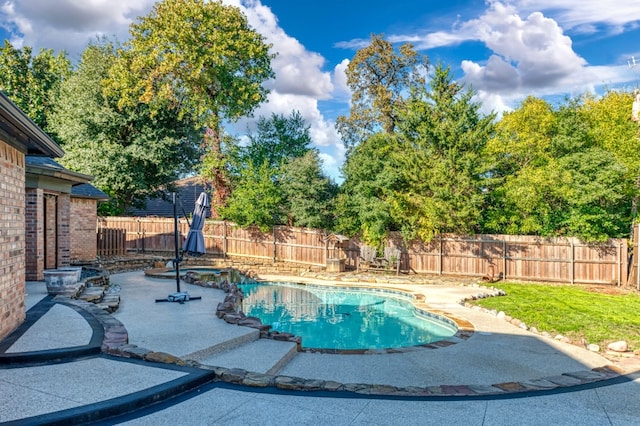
96,217,629,286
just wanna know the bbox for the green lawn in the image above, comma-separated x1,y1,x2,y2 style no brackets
472,282,640,352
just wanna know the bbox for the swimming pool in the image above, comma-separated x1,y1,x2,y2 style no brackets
238,282,458,352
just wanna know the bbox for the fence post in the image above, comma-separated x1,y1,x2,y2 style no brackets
273,227,277,262
570,239,575,285
502,239,507,280
438,235,443,275
135,219,140,253
223,221,228,258
324,232,328,266
617,241,621,287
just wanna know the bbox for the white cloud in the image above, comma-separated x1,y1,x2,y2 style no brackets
332,59,351,99
517,0,640,30
397,1,637,114
234,1,343,179
461,2,587,91
239,0,333,99
0,0,153,55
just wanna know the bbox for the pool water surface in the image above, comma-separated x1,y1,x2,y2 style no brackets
238,282,458,351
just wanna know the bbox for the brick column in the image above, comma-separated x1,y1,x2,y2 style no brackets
25,188,44,280
44,194,57,269
57,193,71,267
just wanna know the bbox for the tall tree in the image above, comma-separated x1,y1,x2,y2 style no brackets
223,111,336,230
244,111,311,169
396,64,495,241
280,150,337,229
335,132,406,248
220,159,281,231
106,0,274,215
482,97,558,234
581,90,640,230
336,34,428,150
50,40,201,215
0,40,71,137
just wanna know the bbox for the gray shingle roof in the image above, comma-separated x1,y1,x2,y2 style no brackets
128,177,211,218
71,183,109,201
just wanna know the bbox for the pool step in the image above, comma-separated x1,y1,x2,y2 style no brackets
194,338,298,375
181,328,260,361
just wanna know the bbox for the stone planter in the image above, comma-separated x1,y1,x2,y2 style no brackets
43,267,82,295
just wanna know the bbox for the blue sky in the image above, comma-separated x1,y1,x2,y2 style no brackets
1,0,639,182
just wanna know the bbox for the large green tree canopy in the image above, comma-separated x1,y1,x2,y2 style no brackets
0,40,71,137
483,92,635,241
49,40,201,215
106,0,275,214
395,64,495,242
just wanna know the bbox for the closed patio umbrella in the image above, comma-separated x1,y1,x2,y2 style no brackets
182,191,209,256
156,191,207,303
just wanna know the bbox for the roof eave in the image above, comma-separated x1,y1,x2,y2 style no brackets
0,91,64,157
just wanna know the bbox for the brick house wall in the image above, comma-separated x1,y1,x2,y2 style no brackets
0,142,26,341
0,91,66,341
25,188,44,281
70,197,98,261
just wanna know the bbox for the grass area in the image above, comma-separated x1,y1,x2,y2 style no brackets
473,282,640,352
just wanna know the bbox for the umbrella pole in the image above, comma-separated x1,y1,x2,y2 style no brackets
155,192,201,303
173,192,181,293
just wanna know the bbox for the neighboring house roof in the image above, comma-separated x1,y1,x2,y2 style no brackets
71,183,110,201
128,176,211,218
0,91,64,157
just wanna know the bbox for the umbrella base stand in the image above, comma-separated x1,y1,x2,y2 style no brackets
155,291,202,304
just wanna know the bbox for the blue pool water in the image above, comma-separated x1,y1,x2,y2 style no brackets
238,282,458,351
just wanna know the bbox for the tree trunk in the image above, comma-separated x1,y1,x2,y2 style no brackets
203,126,231,218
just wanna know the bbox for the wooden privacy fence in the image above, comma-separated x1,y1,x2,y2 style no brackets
97,217,328,267
384,233,627,286
97,217,629,286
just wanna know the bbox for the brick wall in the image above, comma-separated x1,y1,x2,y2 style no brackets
44,194,57,269
70,198,98,261
25,188,44,280
57,193,71,267
0,141,26,341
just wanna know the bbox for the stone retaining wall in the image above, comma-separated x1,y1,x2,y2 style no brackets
90,254,324,276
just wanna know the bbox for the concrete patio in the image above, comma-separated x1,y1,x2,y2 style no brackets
0,270,638,425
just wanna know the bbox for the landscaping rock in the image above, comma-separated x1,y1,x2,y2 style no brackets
585,344,600,352
607,341,629,352
144,351,184,365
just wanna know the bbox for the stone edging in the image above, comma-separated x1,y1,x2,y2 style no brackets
64,276,634,397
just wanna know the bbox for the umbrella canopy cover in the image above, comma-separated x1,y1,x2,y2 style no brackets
182,191,209,256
